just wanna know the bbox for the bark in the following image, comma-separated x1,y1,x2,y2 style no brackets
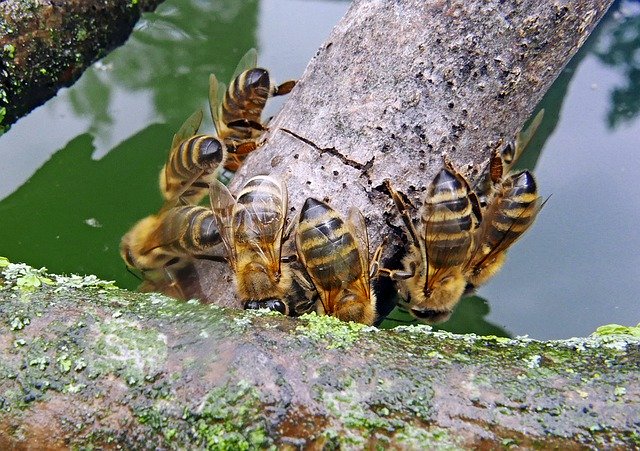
192,0,614,306
0,265,639,448
0,0,163,130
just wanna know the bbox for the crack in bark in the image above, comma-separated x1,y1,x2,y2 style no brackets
280,128,374,175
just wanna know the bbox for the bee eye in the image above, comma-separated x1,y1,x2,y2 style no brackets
244,298,287,315
411,308,452,324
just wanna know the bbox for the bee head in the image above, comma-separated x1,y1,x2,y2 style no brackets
410,308,452,324
244,298,288,315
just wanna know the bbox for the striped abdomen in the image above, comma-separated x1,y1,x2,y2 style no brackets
220,68,271,140
422,168,476,268
482,170,539,252
161,205,221,256
297,198,363,290
162,134,225,203
233,176,285,245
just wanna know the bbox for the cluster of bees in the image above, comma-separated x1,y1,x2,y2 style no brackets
121,49,543,326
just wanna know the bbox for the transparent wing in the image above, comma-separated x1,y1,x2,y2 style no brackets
512,108,544,169
347,207,370,280
210,179,237,268
172,109,203,149
208,74,222,136
232,48,258,81
236,177,286,268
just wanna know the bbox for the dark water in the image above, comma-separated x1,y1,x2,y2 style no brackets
0,0,638,339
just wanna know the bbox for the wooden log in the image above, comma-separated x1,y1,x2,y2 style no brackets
0,0,163,130
0,262,638,448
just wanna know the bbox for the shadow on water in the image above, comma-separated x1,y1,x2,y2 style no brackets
379,296,512,338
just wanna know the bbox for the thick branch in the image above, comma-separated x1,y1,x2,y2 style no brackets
0,0,163,130
194,0,614,306
0,266,638,448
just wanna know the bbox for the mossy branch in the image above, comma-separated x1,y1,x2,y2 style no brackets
0,0,163,130
1,263,639,448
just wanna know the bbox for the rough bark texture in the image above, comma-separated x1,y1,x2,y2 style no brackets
0,0,163,129
193,0,614,306
0,265,639,449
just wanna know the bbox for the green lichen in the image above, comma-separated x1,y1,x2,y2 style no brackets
92,317,167,385
594,323,640,338
295,312,375,349
3,44,15,59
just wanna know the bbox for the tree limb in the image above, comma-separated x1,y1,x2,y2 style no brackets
0,0,164,130
0,264,638,448
193,0,614,307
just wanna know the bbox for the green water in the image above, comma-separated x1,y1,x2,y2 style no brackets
0,0,639,339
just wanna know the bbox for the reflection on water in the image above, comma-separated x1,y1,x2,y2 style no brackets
593,1,640,128
0,0,638,339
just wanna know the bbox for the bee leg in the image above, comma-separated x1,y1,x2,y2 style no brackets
369,238,387,279
377,261,416,281
273,80,296,96
227,141,258,156
226,119,266,131
383,179,421,249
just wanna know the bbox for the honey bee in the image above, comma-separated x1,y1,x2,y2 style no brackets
381,166,480,324
209,49,296,174
464,110,545,292
473,109,544,206
465,170,541,290
209,175,293,314
295,198,381,325
158,109,223,204
120,205,222,279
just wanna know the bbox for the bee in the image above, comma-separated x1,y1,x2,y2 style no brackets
473,109,544,206
209,49,296,175
381,165,480,324
120,205,222,283
463,110,545,292
209,175,293,314
159,109,259,203
158,109,224,205
295,197,381,325
464,170,541,290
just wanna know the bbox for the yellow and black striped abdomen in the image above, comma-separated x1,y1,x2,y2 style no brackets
162,134,225,202
221,68,271,128
162,206,221,255
423,168,475,268
485,170,539,250
297,198,362,290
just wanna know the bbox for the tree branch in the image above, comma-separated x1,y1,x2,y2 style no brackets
193,0,614,307
0,0,163,130
0,264,638,448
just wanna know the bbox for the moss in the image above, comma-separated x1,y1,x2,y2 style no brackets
92,317,168,385
295,312,375,349
594,323,640,338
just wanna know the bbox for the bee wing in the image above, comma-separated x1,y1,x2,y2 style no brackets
503,108,545,172
347,207,371,284
210,179,237,268
209,74,225,136
172,109,203,149
232,48,258,81
236,178,287,268
344,207,375,311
